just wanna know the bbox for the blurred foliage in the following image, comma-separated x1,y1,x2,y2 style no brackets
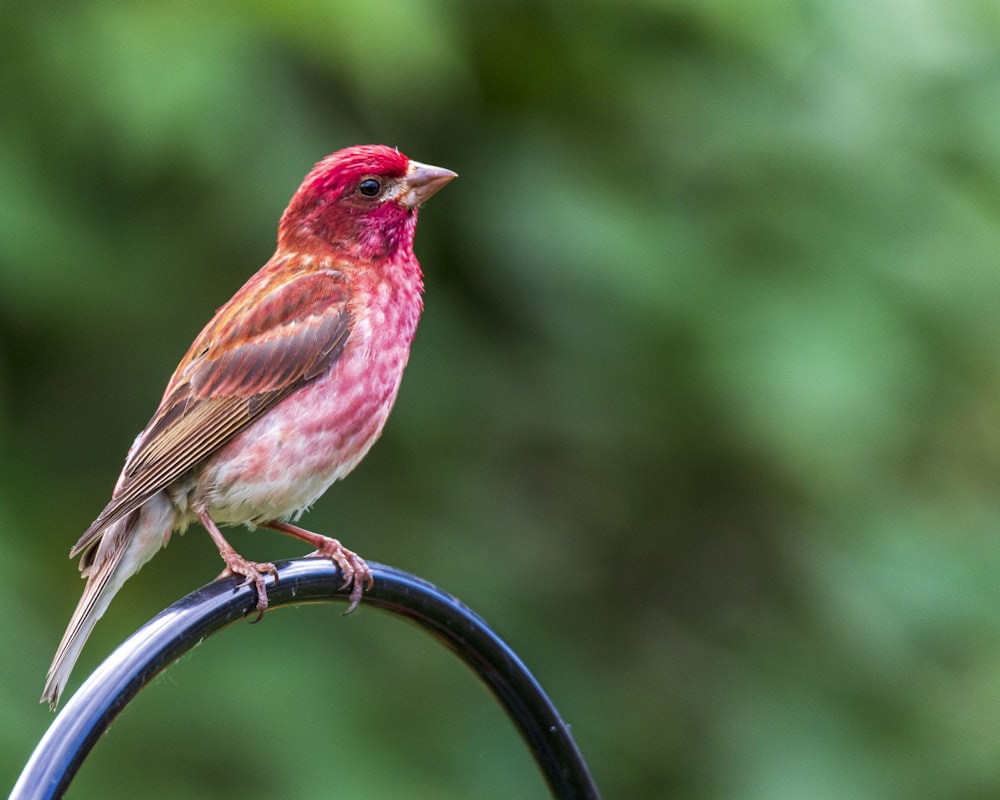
4,0,1000,797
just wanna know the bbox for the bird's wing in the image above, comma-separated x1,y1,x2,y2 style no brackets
71,264,351,559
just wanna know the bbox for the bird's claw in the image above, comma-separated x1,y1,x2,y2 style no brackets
305,538,372,613
219,554,278,622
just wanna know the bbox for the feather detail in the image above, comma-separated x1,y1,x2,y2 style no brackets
71,266,351,559
43,493,176,709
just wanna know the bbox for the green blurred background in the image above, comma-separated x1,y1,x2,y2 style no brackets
5,0,1000,797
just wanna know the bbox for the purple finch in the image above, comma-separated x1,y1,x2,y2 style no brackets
42,144,456,709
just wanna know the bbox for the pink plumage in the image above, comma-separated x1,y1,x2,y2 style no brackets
42,145,456,709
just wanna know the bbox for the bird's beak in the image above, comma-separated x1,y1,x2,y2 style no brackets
402,160,458,208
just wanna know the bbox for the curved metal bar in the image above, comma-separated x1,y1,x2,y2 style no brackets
13,560,600,799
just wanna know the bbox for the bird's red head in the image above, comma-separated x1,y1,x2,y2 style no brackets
278,145,456,261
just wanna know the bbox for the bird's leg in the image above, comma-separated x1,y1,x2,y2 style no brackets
263,521,372,613
198,510,277,621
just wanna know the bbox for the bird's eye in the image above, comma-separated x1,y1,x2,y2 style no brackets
358,178,381,197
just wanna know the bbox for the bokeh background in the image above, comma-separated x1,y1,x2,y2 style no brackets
4,1,1000,797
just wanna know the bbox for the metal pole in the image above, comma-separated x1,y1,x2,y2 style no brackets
13,560,600,799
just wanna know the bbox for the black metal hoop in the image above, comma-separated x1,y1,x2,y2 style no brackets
13,560,600,799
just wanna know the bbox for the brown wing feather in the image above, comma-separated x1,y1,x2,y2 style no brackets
71,266,351,558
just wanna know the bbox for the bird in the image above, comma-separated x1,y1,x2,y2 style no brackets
41,144,456,709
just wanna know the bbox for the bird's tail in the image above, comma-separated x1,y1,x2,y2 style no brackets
41,494,174,710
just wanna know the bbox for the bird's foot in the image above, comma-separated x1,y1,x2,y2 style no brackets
219,553,278,621
306,538,373,613
261,521,373,613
